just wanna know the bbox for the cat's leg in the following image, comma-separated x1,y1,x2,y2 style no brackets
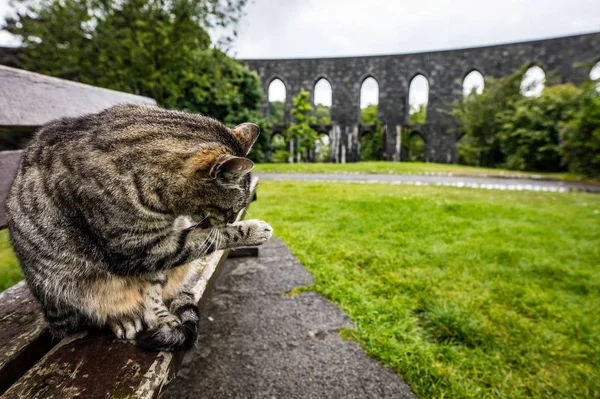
141,271,181,330
107,219,272,276
216,219,273,249
135,266,200,351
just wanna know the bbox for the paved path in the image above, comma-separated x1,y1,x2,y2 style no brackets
256,172,600,193
165,238,417,399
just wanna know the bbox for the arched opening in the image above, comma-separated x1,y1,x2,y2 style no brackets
359,77,381,161
360,77,379,125
314,133,330,162
268,78,286,124
463,70,485,97
590,61,600,92
408,74,429,124
314,78,332,125
401,130,425,162
521,66,545,97
269,132,288,163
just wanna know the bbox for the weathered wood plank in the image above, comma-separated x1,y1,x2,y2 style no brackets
0,66,156,128
0,150,22,229
1,177,259,398
0,281,53,395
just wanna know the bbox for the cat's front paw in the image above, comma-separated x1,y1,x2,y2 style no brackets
240,219,273,246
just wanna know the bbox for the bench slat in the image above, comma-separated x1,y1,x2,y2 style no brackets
0,281,54,395
1,178,258,398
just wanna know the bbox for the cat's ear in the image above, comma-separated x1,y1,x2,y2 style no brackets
209,155,254,178
231,123,260,155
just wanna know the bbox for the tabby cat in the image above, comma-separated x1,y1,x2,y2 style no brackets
6,104,273,351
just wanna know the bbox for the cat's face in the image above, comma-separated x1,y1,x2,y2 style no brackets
181,123,259,227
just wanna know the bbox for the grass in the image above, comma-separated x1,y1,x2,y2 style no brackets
254,161,600,184
0,230,22,292
249,181,600,398
1,182,598,397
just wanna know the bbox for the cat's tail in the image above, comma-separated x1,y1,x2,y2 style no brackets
135,295,200,352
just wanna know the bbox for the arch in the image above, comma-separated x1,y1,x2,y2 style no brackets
314,78,332,125
520,65,545,97
360,76,379,125
268,78,286,124
408,74,429,124
401,129,425,162
462,70,485,96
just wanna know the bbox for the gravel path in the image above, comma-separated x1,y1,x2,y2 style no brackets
255,172,600,193
164,238,418,399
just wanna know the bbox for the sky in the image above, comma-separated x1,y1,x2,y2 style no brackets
1,0,599,108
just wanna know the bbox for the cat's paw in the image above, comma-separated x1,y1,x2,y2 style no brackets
241,219,273,246
109,314,144,340
145,312,181,330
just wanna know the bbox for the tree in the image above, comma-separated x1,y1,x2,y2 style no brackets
269,101,285,124
287,89,317,161
409,104,427,125
315,104,331,125
361,104,377,125
498,84,581,171
561,82,600,178
3,0,271,160
449,66,529,167
359,105,382,161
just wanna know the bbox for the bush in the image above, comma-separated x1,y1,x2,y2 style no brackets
561,83,600,178
498,84,581,171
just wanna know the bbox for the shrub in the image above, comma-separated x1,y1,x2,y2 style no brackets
561,83,600,178
498,84,581,171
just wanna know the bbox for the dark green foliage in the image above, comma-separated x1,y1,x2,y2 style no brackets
360,129,383,161
561,83,600,177
450,65,599,177
449,66,528,167
269,101,285,124
498,84,581,171
401,130,425,162
4,0,271,160
359,104,382,161
315,104,331,125
360,104,377,125
269,134,288,163
408,104,427,125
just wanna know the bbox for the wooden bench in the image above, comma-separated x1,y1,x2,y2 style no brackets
0,66,260,398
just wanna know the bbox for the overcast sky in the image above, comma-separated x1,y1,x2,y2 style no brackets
1,0,598,107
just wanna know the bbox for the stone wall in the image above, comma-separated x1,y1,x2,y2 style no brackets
243,32,600,163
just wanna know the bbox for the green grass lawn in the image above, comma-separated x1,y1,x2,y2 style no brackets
1,183,598,397
250,181,600,398
254,161,600,184
0,230,22,292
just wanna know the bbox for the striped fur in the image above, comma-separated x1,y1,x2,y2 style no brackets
6,105,272,351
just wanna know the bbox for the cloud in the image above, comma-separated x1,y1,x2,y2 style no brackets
234,0,599,59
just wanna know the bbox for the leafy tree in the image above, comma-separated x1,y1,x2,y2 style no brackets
359,104,381,161
561,82,600,177
269,101,285,124
361,104,377,125
409,104,427,125
449,66,529,167
401,130,425,162
287,89,317,161
4,0,271,161
315,104,331,125
498,84,581,171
